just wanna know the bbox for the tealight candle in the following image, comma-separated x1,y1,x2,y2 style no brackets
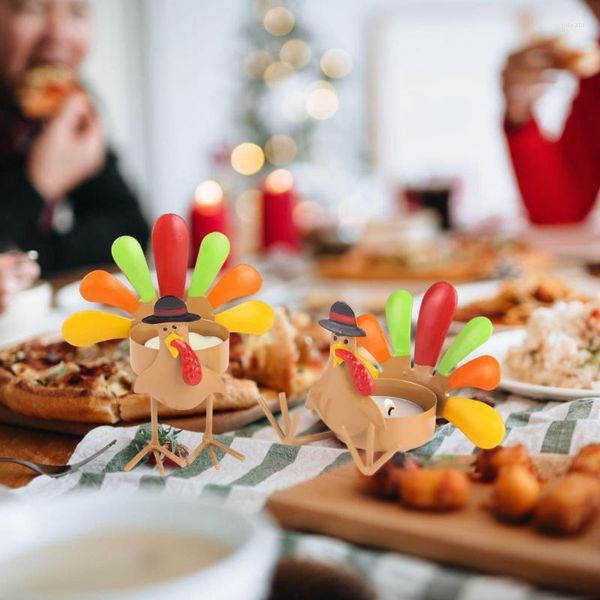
261,169,299,251
144,332,223,351
190,180,231,266
372,396,423,418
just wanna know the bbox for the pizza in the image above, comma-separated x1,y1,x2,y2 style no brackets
15,64,81,119
0,310,327,425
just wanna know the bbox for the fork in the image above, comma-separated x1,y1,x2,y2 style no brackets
0,440,117,477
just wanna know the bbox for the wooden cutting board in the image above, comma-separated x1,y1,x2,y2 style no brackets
267,458,600,595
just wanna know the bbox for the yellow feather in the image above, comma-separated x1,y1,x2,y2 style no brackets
62,311,131,347
214,300,274,334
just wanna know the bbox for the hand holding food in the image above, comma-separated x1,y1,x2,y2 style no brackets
27,93,105,200
15,64,81,120
0,252,40,313
502,37,600,127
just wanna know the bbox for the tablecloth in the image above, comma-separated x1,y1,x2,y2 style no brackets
13,393,600,600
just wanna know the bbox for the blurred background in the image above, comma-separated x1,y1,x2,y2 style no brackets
86,0,597,236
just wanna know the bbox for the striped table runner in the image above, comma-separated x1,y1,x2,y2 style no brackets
14,394,600,600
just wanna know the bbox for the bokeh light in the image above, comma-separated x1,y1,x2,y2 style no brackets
235,189,262,222
194,180,223,207
280,39,311,68
231,143,265,175
265,169,294,193
320,48,353,79
293,200,326,230
263,7,295,36
263,61,294,87
265,134,297,165
305,85,339,120
244,50,273,79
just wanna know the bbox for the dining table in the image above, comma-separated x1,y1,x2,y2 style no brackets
1,247,599,600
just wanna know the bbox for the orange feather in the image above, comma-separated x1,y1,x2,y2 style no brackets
80,270,140,315
356,314,391,364
447,355,500,391
207,264,262,308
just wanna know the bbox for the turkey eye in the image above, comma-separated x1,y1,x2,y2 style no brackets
163,327,167,332
343,338,349,344
333,335,338,342
172,325,177,329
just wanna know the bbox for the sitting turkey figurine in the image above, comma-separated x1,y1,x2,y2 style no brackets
258,282,506,476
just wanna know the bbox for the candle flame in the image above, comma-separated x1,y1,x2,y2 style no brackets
194,180,223,207
265,169,294,194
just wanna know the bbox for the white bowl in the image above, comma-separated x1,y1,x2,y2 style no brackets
0,493,278,600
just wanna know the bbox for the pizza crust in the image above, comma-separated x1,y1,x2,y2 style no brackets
0,378,119,424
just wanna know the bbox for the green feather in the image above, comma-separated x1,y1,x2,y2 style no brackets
188,232,230,298
437,316,492,376
111,236,155,303
385,290,413,357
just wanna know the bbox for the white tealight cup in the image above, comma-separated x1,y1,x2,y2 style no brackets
144,332,223,351
372,395,424,418
0,493,278,600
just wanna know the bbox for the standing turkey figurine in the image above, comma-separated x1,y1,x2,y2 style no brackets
259,282,506,476
62,213,275,474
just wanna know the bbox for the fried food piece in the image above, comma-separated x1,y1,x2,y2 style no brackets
397,467,470,511
474,445,533,483
568,444,600,478
492,465,541,522
535,473,600,536
15,64,80,119
359,453,421,500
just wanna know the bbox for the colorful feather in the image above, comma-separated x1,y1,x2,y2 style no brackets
414,281,457,368
79,270,140,315
385,290,413,358
152,213,189,299
447,355,500,391
441,395,505,449
214,300,274,334
356,314,391,364
207,264,262,309
188,232,230,298
62,311,131,346
437,316,493,376
111,236,156,303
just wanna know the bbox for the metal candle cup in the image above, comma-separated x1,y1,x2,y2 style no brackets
129,320,230,376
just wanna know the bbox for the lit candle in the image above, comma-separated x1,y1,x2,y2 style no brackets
261,169,299,252
190,180,230,264
372,396,424,418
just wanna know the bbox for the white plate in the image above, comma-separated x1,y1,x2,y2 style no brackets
472,329,600,401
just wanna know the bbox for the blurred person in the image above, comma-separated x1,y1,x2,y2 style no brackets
503,0,600,225
0,0,149,307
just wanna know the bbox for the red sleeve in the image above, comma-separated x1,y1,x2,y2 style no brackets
505,87,600,225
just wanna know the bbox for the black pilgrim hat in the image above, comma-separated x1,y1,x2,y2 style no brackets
142,295,201,324
318,301,366,337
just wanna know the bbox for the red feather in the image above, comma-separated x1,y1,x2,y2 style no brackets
152,214,189,299
414,281,457,369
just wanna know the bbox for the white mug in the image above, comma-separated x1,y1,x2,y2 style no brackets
0,492,279,600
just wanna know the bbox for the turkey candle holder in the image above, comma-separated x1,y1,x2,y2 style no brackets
258,281,506,476
62,213,275,475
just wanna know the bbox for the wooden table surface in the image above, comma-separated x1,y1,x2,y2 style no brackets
0,269,93,489
0,425,79,488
